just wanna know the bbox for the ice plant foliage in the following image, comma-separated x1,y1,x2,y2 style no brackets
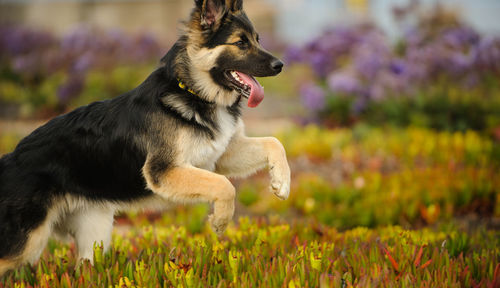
275,125,499,228
0,219,498,287
0,125,498,287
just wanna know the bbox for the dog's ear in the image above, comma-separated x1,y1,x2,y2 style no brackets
226,0,243,12
195,0,227,30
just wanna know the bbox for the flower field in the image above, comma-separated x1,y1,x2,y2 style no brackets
274,126,499,228
0,26,162,118
0,125,498,287
288,8,500,131
0,218,498,288
1,4,499,287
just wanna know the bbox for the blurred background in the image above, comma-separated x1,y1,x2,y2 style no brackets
0,0,499,232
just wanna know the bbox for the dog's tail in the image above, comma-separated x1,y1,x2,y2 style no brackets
0,155,20,277
0,153,10,182
0,155,4,177
0,155,5,190
0,156,4,193
0,259,17,277
0,259,14,276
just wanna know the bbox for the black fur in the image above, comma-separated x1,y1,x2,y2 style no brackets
204,14,253,48
227,96,243,120
0,0,279,265
159,90,218,139
0,43,222,258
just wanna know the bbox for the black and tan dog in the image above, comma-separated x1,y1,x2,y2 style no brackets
0,0,290,275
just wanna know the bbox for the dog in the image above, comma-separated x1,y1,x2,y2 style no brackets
0,0,290,276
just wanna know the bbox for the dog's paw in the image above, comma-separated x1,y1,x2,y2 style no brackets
270,178,290,200
266,138,291,200
270,164,291,200
208,214,230,237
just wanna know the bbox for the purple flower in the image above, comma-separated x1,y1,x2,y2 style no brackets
12,56,36,74
355,54,384,79
300,83,326,111
389,59,406,75
309,52,333,78
353,36,389,79
447,52,473,76
405,46,435,81
60,26,96,54
131,33,161,61
57,76,84,103
107,29,128,45
1,26,54,56
403,28,424,48
284,46,303,64
322,26,363,54
368,83,385,101
442,27,480,48
474,36,500,72
327,72,361,95
72,52,94,73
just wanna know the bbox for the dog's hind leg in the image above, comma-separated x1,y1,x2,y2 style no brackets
67,207,114,264
0,200,53,276
0,259,17,277
0,217,54,276
20,219,52,266
144,165,235,236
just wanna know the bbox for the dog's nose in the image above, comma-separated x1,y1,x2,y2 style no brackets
271,59,284,73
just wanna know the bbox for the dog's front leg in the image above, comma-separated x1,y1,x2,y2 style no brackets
215,124,290,200
144,165,235,236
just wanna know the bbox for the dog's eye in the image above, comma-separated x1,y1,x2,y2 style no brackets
256,34,260,43
235,35,249,47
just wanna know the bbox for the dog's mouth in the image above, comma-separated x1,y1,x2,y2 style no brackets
225,70,264,108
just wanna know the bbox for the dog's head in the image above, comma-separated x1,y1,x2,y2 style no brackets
177,0,283,107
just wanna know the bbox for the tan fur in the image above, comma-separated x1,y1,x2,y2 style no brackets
0,193,174,276
21,220,52,265
215,121,290,199
1,214,55,275
0,259,16,276
144,165,235,235
141,119,290,237
183,9,254,107
187,45,241,106
0,0,289,276
226,34,243,44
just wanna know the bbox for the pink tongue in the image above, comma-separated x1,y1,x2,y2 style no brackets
236,72,264,108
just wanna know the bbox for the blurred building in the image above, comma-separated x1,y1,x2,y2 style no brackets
0,0,277,43
1,0,499,44
269,0,500,44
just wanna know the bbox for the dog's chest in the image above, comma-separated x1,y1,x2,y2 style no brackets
182,108,237,171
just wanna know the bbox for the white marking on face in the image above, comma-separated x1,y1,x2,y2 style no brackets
187,46,240,107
